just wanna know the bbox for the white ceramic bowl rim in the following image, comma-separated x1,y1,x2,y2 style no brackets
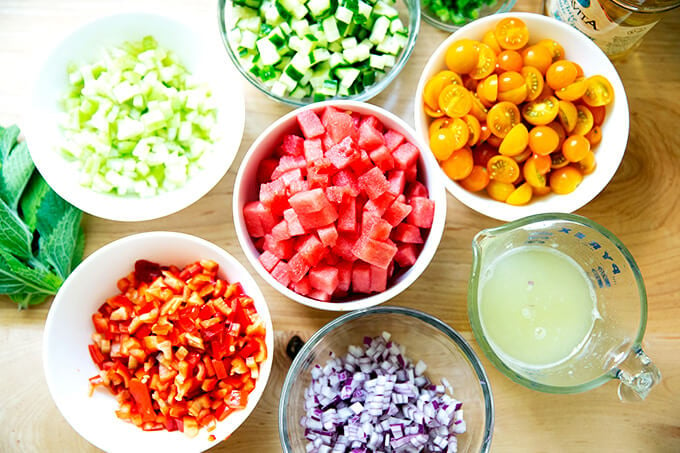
414,12,630,222
233,100,447,311
43,231,274,453
25,12,246,222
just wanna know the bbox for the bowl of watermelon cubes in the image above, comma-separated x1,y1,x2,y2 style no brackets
234,100,446,310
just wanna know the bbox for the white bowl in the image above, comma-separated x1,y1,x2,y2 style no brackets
26,13,245,221
43,232,274,453
233,100,447,311
414,12,629,222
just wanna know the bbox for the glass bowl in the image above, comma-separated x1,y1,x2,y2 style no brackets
217,0,420,107
279,306,494,452
421,0,516,32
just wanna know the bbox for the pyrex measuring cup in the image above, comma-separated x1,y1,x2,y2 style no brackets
468,213,660,401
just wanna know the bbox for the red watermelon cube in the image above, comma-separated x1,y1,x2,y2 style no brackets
405,181,429,199
352,236,397,269
271,155,307,180
309,265,339,295
394,244,418,267
387,170,406,195
297,205,338,229
370,266,388,293
271,261,291,287
298,234,327,266
287,252,310,283
369,145,394,171
358,167,390,200
383,200,413,227
283,208,306,236
337,260,352,292
289,188,332,214
361,213,392,241
259,178,288,214
291,276,312,296
332,233,358,262
337,197,357,232
363,191,396,216
359,115,383,132
271,219,291,241
407,197,435,229
393,142,419,170
325,186,347,204
358,121,385,151
350,150,373,175
317,224,338,247
280,134,305,156
351,262,371,293
288,179,310,195
404,163,418,182
243,201,276,238
384,129,405,152
332,170,360,197
304,138,324,163
297,110,325,139
258,250,280,272
309,290,331,302
264,234,295,259
326,136,359,170
321,108,359,145
257,158,279,184
391,224,423,244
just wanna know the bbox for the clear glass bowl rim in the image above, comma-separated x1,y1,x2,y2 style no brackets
468,212,648,394
216,0,421,107
278,305,495,452
420,0,516,32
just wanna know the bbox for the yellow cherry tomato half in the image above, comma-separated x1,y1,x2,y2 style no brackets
459,165,490,192
522,66,544,102
445,39,479,74
428,117,452,137
499,123,529,157
557,100,578,133
506,182,533,205
487,155,521,183
555,77,587,101
586,125,602,146
578,151,597,174
572,105,594,136
486,180,516,202
522,45,553,75
439,84,473,118
562,135,591,162
424,104,445,118
523,157,547,188
463,114,481,146
550,151,569,169
495,18,530,50
497,50,523,73
536,38,565,62
487,101,521,138
583,75,615,107
423,70,463,111
470,43,498,80
470,93,489,122
482,30,502,54
441,147,474,180
550,166,583,194
522,96,560,126
476,74,499,105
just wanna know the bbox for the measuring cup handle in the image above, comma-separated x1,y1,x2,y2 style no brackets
614,347,661,402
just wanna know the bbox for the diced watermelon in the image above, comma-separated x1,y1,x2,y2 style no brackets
243,201,276,238
332,170,360,197
326,186,347,204
324,253,339,265
369,145,394,171
297,205,338,229
337,260,352,292
321,108,359,145
317,224,338,247
279,168,303,187
387,170,406,195
363,191,396,216
405,181,429,199
259,178,287,211
326,136,359,170
280,134,305,156
393,142,419,170
271,155,307,180
333,233,358,262
297,110,325,139
407,197,435,229
298,234,327,266
384,129,405,152
394,244,418,267
391,223,423,244
271,261,291,287
291,276,312,295
350,150,373,175
258,250,280,272
306,165,331,188
288,252,311,283
404,163,418,182
337,197,357,232
362,212,392,241
288,188,332,214
352,236,398,269
264,234,295,259
309,290,331,302
358,121,385,151
284,208,306,236
359,115,383,132
351,262,371,293
304,138,324,163
257,158,279,184
358,167,390,200
271,219,291,241
309,265,339,295
370,266,388,293
350,111,362,127
383,200,413,227
288,179,310,195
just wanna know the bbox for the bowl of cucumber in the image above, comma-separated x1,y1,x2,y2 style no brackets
218,0,420,106
421,0,516,32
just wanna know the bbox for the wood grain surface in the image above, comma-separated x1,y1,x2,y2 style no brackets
1,1,679,452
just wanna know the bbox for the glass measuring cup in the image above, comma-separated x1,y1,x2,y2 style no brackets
468,213,660,401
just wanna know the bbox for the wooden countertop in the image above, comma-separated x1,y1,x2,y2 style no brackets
1,1,679,451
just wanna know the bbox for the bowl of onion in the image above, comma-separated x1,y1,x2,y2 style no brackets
279,306,494,452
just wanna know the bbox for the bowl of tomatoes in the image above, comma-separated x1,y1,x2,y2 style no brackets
43,232,274,453
414,13,628,221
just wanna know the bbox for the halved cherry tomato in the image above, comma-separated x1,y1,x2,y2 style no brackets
512,148,532,163
487,101,521,137
506,182,533,205
531,153,552,174
583,75,614,107
528,125,559,156
546,60,578,90
479,123,492,144
463,114,482,146
536,38,565,62
562,135,591,162
423,71,462,110
522,96,559,126
459,165,490,192
439,84,473,117
550,151,569,169
424,104,445,118
482,30,502,54
550,166,583,194
445,39,479,74
430,127,457,161
522,66,544,101
585,125,602,146
441,147,474,180
497,50,523,73
578,151,597,174
522,45,553,74
498,71,527,104
555,77,587,101
487,180,516,201
547,121,567,148
558,100,578,133
470,43,498,80
476,74,498,105
470,93,489,121
495,17,529,50
429,117,452,137
487,155,520,183
572,105,594,136
499,123,528,156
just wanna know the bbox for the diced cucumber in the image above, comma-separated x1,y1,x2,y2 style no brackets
336,67,361,88
335,6,354,24
307,0,332,18
369,16,390,44
321,16,341,42
256,38,282,65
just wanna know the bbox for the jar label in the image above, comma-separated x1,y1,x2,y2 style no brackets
545,0,658,56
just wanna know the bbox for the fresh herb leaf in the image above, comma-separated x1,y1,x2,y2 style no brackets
0,249,63,295
10,292,49,310
0,197,33,260
0,125,19,160
19,172,51,232
72,227,86,270
0,141,35,209
38,205,82,279
36,189,70,238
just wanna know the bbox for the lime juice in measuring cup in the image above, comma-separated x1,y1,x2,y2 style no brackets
468,213,660,400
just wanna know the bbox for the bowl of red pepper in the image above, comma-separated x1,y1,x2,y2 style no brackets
42,231,274,453
421,0,516,32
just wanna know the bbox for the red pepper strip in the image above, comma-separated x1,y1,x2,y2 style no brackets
88,344,105,369
92,313,109,335
226,389,247,409
113,362,131,387
198,304,216,320
214,403,232,421
212,359,228,380
129,379,156,423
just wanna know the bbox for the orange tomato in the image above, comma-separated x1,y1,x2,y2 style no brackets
557,100,578,133
578,151,597,174
562,135,591,162
445,39,479,74
546,60,578,90
487,155,520,183
495,18,530,50
497,50,523,73
590,105,606,125
506,182,533,205
522,96,559,126
522,45,553,74
428,117,452,137
522,66,544,102
498,71,528,104
423,71,462,110
487,101,521,138
550,166,583,194
476,74,498,105
441,147,474,180
550,151,569,169
583,75,615,106
487,180,516,202
463,114,482,146
459,165,490,192
572,105,594,136
528,125,560,156
438,84,473,118
470,44,498,80
499,123,529,156
469,93,489,122
555,77,587,101
482,30,502,54
536,38,565,62
585,125,602,146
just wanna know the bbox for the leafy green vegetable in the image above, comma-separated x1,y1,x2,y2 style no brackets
423,0,497,25
0,125,86,308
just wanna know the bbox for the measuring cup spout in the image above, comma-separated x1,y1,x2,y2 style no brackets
615,348,661,402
